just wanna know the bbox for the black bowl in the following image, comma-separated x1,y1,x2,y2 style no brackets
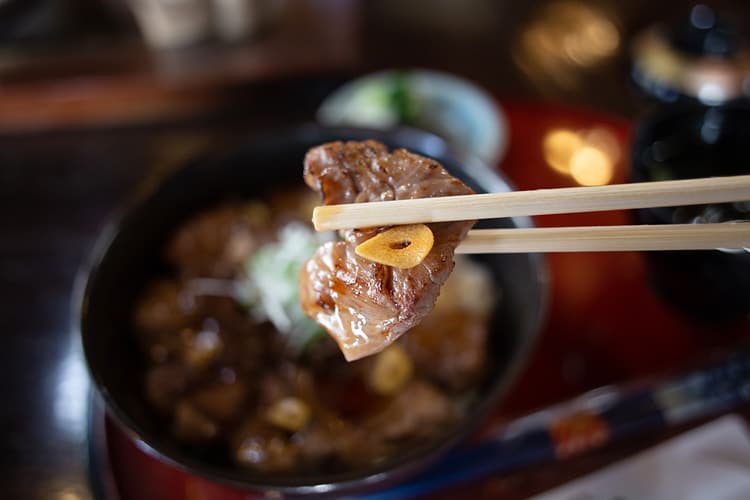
79,124,548,496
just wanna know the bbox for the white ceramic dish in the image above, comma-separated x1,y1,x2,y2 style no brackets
317,69,509,167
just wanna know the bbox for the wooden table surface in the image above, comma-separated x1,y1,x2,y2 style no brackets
2,1,749,499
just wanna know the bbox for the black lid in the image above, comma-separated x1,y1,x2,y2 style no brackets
669,4,738,58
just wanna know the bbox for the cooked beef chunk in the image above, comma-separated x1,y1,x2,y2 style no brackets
300,140,475,360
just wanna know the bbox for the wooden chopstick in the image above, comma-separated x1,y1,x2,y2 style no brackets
312,175,750,231
455,223,750,254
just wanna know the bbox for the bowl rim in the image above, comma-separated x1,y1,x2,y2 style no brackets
75,123,550,494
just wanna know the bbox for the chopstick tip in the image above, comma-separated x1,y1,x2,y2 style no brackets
311,206,326,231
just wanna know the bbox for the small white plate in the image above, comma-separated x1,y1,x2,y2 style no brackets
317,69,509,167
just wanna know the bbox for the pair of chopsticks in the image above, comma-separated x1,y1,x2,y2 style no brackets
312,175,750,253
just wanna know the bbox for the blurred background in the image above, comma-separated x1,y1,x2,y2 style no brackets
2,1,750,499
0,0,745,128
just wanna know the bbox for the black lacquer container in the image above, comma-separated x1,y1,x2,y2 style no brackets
631,101,750,324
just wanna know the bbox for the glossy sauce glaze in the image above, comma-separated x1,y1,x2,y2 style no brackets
131,186,496,475
299,140,477,361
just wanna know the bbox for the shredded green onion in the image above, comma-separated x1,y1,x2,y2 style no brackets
240,222,328,353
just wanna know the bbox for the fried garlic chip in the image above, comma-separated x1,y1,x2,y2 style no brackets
355,224,434,269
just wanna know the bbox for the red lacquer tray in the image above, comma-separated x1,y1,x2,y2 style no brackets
89,100,749,500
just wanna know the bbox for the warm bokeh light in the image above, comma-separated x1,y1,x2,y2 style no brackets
543,129,581,174
58,488,84,500
565,12,620,65
583,127,621,165
542,127,619,185
570,145,614,186
515,1,621,90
